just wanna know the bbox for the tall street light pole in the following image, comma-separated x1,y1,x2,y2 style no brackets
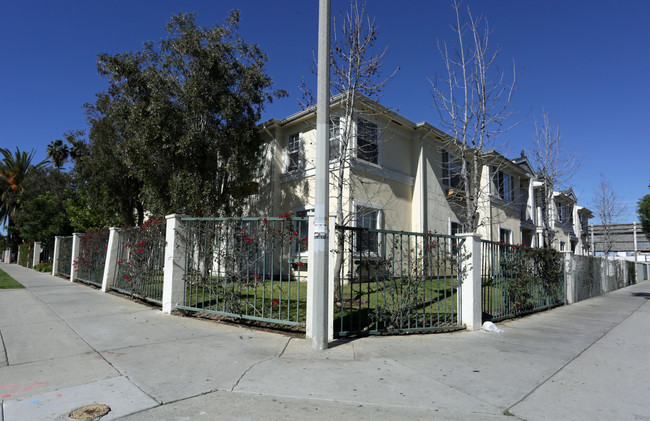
312,0,330,351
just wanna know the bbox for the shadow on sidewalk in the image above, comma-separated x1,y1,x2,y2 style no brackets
631,292,650,299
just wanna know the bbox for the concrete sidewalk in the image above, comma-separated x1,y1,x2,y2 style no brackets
1,262,649,420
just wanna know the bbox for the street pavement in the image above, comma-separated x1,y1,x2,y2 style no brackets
1,262,649,420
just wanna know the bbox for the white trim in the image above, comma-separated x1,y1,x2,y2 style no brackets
353,201,383,256
498,226,513,244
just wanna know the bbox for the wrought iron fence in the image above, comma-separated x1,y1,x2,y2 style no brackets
40,242,53,264
57,236,73,278
113,220,166,305
481,241,564,321
76,231,110,287
27,243,34,268
334,227,465,336
177,216,308,328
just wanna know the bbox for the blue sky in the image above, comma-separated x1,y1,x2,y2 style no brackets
1,1,648,223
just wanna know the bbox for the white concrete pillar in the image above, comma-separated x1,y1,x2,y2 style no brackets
70,233,83,282
3,248,10,263
162,214,187,314
52,236,61,275
32,242,42,268
458,233,482,331
564,252,575,304
307,215,336,341
101,228,121,292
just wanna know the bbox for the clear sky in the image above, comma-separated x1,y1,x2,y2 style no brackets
1,0,648,223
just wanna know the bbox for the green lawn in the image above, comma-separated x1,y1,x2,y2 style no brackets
0,268,25,289
182,276,460,334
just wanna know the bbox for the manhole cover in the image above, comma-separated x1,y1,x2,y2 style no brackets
68,404,111,420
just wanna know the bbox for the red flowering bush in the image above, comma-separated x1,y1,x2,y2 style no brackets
75,230,110,285
116,218,166,299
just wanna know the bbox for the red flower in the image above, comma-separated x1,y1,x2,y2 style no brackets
272,298,279,309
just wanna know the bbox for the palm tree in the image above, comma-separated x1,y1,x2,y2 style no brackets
0,147,48,245
46,139,69,169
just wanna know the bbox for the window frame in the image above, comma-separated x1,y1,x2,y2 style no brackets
442,150,464,190
493,168,515,202
355,118,379,165
286,132,304,173
354,203,383,255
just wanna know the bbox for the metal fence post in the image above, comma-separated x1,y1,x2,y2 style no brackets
101,227,121,292
70,233,83,282
458,233,482,331
32,242,42,268
52,236,61,275
162,214,186,314
564,252,575,304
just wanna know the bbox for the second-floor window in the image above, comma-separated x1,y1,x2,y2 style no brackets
442,150,463,190
356,119,378,164
557,202,569,222
287,133,303,172
494,169,514,202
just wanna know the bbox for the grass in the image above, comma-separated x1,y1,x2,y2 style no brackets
182,275,461,334
0,268,25,289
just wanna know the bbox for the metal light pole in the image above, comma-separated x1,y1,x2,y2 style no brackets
312,0,331,351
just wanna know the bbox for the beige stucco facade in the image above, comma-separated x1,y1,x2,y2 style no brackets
249,94,591,254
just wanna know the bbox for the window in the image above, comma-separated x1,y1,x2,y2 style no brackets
556,202,569,222
287,133,303,172
499,227,512,244
329,117,341,161
293,210,310,255
442,150,463,190
450,221,463,254
356,119,378,164
494,169,514,202
356,206,381,253
560,241,566,252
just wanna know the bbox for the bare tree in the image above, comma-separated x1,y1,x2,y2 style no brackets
529,110,581,247
593,174,626,257
301,0,398,301
430,0,517,232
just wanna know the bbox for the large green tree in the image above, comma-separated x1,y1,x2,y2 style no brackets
638,184,650,238
87,11,285,218
13,167,73,244
0,148,47,247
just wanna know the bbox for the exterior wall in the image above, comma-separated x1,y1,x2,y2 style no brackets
254,97,593,255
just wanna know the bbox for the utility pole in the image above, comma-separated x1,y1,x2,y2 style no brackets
312,0,330,351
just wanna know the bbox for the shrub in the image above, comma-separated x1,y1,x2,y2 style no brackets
34,262,53,273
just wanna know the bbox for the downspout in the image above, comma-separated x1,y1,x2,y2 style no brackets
488,165,493,242
263,126,276,215
419,136,428,234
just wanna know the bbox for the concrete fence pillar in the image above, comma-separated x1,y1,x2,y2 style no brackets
3,248,10,264
52,236,61,275
458,233,482,331
101,228,122,292
162,214,187,314
33,242,42,268
70,233,83,282
564,252,575,304
306,215,335,341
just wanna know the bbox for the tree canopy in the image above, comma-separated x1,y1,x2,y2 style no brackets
638,185,650,238
86,11,285,219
